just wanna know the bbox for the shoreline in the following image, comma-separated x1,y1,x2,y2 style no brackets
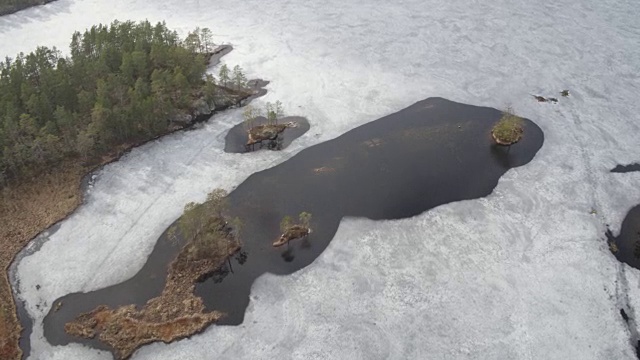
224,115,311,153
4,45,267,360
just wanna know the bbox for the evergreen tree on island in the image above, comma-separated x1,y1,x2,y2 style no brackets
274,211,312,247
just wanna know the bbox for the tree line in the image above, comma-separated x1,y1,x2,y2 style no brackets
0,20,246,186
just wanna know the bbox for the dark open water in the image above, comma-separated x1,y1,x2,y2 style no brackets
41,97,544,356
607,205,640,269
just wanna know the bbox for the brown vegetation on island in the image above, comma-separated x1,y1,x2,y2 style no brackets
65,189,241,360
491,107,524,146
0,161,84,360
247,123,288,146
273,212,312,247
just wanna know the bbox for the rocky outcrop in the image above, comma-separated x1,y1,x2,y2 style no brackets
170,87,256,128
273,225,310,247
247,124,288,145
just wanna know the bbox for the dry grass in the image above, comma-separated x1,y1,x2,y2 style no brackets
0,295,21,360
0,162,85,360
66,304,222,359
0,134,201,360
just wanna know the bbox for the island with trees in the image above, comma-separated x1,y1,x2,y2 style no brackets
274,212,312,247
0,20,265,360
491,107,525,146
224,102,311,153
0,0,56,16
244,101,299,151
64,189,242,360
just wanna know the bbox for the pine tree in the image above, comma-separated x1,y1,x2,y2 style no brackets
299,212,312,228
200,28,214,52
184,32,200,53
265,102,276,125
218,64,230,87
242,104,258,130
280,216,293,233
265,101,284,125
232,65,247,89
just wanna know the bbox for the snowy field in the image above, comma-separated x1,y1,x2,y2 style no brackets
3,0,640,359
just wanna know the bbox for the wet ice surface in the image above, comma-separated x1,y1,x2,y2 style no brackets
3,0,640,359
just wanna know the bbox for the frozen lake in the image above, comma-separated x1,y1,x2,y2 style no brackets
3,0,640,359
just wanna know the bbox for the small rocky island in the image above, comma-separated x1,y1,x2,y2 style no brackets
224,102,310,153
491,107,525,146
273,212,312,247
246,122,291,150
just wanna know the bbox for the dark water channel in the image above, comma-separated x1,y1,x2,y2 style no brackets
42,97,544,355
611,164,640,173
607,205,640,269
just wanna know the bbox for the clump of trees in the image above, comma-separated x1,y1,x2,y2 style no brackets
279,212,312,232
491,107,524,146
242,101,284,130
0,20,249,187
242,104,260,130
242,101,288,151
266,101,284,125
183,27,215,53
169,189,242,261
218,64,247,90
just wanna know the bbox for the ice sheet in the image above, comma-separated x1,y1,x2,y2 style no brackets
3,0,640,358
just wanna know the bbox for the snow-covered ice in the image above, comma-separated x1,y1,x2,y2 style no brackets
3,0,640,358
